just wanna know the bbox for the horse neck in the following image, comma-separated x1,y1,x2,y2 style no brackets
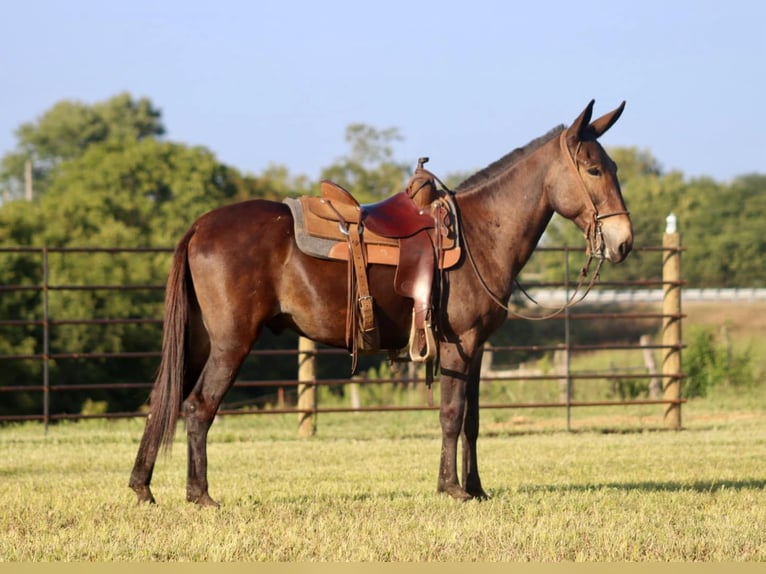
455,149,555,296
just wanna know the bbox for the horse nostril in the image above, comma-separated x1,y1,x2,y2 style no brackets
619,240,632,259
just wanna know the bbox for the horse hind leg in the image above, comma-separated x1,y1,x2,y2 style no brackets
183,344,250,507
129,372,209,504
129,430,160,504
129,310,209,504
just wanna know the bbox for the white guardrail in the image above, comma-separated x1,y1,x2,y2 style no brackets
522,287,766,305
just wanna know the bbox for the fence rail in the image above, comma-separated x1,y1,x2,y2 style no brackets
0,237,685,431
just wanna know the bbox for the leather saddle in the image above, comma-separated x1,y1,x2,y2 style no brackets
284,158,460,370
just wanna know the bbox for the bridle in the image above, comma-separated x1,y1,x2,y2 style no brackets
558,130,630,260
459,130,629,320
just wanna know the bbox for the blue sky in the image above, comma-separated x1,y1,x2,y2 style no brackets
1,0,763,183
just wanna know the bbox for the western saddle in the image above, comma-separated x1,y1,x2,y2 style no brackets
284,158,460,373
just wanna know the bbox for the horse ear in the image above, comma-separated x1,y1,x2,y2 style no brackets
588,101,626,139
566,100,595,143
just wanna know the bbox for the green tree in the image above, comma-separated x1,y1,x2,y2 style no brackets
40,138,240,246
319,124,410,202
1,92,164,200
677,174,766,287
0,93,302,416
253,163,313,199
608,146,663,182
0,137,245,415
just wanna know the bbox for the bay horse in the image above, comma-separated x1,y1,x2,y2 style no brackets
129,100,633,506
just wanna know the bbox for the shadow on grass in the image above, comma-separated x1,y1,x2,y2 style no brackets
508,478,766,495
190,478,765,507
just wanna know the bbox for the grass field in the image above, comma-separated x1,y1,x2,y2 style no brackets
1,392,764,562
1,300,765,562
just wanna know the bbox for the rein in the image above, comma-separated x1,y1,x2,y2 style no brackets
454,130,628,321
463,232,604,321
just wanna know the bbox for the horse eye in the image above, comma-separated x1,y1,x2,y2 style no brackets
587,167,602,176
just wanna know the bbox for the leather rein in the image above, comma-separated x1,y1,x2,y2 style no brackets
458,130,629,321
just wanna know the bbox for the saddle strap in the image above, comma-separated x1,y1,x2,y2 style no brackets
349,225,375,332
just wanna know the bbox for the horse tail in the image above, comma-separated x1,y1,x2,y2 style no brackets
146,226,195,452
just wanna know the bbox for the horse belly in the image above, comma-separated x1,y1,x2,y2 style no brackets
276,254,412,351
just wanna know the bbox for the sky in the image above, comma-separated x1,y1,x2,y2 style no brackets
1,0,764,184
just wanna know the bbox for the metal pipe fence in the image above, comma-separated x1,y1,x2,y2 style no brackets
0,237,685,431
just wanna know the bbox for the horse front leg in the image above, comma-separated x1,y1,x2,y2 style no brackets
436,344,472,500
461,348,489,499
437,374,469,499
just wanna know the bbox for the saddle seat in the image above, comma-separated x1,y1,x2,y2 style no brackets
319,181,437,239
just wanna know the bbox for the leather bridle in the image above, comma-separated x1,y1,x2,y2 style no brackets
558,130,629,260
458,131,629,320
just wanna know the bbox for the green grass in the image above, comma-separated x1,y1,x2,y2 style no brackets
1,391,764,562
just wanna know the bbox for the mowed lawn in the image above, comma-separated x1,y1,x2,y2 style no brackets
0,399,764,562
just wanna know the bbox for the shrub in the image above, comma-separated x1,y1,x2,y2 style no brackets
683,328,754,398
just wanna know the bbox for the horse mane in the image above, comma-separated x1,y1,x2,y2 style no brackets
454,125,566,192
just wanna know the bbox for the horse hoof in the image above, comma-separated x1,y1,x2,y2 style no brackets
438,483,473,501
132,485,156,505
189,492,220,508
466,485,490,500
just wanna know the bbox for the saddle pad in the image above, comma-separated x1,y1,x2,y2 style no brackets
301,196,397,245
284,197,398,265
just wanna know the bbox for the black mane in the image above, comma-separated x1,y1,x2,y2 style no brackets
455,125,566,192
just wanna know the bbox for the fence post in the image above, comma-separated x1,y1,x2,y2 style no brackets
297,337,317,437
662,214,682,429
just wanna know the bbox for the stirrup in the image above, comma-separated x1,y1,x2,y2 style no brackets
408,312,436,363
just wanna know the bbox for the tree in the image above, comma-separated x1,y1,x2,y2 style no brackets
0,93,301,416
608,146,663,183
1,93,164,200
0,135,247,415
251,163,313,199
319,124,411,202
678,174,766,287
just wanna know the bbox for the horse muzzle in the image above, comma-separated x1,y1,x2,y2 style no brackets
594,212,633,263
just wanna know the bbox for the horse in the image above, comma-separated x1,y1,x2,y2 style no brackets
129,100,633,506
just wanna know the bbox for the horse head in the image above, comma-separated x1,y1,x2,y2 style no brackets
547,100,633,263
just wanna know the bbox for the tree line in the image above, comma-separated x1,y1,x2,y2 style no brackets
0,93,763,417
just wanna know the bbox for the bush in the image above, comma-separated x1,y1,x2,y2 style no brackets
683,328,755,398
611,377,648,400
